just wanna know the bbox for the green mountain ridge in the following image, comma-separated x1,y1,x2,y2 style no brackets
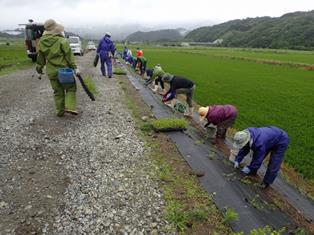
185,10,314,49
125,29,187,42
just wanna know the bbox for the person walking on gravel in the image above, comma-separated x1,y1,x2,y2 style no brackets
162,74,195,117
97,32,116,78
199,105,238,144
36,19,80,117
232,126,289,188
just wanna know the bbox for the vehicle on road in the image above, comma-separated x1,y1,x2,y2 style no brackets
86,41,96,50
20,19,44,62
68,36,84,56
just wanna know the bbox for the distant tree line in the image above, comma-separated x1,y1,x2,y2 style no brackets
185,11,314,50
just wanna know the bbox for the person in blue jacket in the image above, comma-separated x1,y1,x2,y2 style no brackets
97,32,116,78
232,126,289,188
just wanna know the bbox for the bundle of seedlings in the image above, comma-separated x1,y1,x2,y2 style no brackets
151,118,188,132
113,67,126,75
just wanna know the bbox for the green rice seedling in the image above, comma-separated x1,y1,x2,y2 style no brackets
248,225,286,235
240,176,253,185
222,207,239,224
113,67,126,75
249,194,277,211
151,118,188,132
82,76,99,96
140,122,153,132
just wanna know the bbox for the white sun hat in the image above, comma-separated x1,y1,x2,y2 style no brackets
232,130,251,149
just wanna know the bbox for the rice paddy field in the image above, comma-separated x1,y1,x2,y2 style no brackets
0,40,33,75
127,46,314,180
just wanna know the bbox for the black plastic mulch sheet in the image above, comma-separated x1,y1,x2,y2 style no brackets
124,67,314,233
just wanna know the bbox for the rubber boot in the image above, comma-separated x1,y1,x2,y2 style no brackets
63,83,77,115
184,107,194,117
50,80,65,117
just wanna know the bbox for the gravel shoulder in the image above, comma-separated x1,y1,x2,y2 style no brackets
0,52,168,234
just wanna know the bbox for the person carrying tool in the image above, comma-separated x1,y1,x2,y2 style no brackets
232,126,289,188
162,74,195,117
36,19,79,117
199,105,238,144
145,64,166,94
97,32,116,78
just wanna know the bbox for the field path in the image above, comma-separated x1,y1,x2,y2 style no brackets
0,52,167,234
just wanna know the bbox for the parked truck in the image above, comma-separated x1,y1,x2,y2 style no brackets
19,19,44,62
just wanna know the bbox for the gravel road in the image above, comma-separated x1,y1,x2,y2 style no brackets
0,52,168,234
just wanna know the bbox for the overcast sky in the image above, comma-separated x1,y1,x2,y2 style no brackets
1,0,314,30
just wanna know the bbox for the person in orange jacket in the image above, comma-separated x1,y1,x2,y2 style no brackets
136,48,143,57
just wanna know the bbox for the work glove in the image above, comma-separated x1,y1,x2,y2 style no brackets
75,68,80,76
234,161,239,169
241,166,251,175
36,66,43,75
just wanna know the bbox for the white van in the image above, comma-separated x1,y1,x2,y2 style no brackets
68,36,83,56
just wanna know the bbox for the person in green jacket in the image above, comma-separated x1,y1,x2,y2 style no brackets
135,56,147,75
36,19,79,117
149,64,167,94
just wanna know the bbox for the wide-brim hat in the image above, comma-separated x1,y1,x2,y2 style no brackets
43,19,64,36
162,73,174,82
198,106,209,121
232,130,251,149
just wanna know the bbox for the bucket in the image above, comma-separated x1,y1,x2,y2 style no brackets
58,68,75,84
174,102,186,114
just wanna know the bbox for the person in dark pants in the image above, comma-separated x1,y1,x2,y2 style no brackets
199,105,238,144
97,32,116,78
162,74,195,117
233,126,289,188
